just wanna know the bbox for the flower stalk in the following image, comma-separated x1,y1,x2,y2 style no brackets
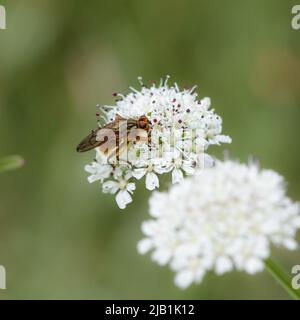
265,258,300,300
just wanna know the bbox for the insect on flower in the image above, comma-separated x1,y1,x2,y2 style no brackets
76,114,151,160
79,77,231,209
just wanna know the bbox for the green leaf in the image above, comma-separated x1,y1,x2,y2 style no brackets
0,155,25,173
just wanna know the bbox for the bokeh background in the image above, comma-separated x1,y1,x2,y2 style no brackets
0,0,300,299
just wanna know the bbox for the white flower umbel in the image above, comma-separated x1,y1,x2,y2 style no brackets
138,160,300,289
102,164,135,209
84,77,231,209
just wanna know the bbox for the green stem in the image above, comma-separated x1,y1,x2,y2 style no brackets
265,258,300,300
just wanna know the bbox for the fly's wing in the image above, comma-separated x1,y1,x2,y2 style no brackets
76,128,102,152
76,119,123,153
77,115,138,154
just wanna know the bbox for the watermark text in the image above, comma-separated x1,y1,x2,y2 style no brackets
292,5,300,30
0,265,6,289
292,265,300,290
0,5,6,29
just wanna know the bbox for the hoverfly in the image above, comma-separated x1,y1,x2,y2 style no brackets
76,114,151,160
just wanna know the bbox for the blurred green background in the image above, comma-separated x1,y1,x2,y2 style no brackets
0,0,300,299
